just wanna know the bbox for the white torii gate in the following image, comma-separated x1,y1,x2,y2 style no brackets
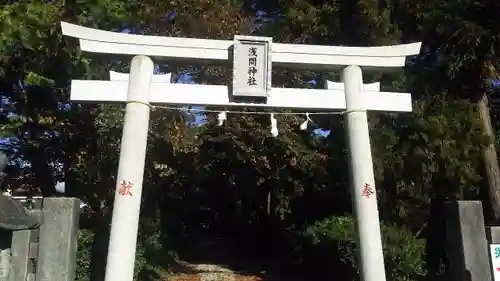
61,22,421,281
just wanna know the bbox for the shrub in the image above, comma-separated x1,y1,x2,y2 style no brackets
75,216,176,281
76,229,94,281
300,215,426,281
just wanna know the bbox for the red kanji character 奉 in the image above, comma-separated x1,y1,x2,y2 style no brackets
118,180,133,196
362,183,374,198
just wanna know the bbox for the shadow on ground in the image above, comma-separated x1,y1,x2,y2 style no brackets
168,234,313,281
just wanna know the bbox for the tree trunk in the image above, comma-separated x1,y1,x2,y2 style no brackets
478,93,500,220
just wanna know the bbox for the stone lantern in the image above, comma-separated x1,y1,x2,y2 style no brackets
0,148,42,231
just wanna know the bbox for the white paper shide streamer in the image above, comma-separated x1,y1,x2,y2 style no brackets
217,111,227,126
270,113,278,137
300,113,312,130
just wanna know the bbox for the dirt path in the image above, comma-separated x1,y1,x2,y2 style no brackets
170,262,263,281
166,236,269,281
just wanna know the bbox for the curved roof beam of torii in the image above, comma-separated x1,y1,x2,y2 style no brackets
61,22,421,70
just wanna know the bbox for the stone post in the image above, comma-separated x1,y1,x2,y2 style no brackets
35,198,80,281
0,231,11,281
487,226,500,243
445,201,491,281
9,229,37,281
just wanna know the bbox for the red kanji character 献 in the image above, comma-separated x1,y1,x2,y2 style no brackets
119,180,133,196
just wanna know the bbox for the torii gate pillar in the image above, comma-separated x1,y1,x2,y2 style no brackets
104,56,153,281
343,65,385,281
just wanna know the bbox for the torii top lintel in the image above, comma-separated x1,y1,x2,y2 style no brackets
60,22,421,71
